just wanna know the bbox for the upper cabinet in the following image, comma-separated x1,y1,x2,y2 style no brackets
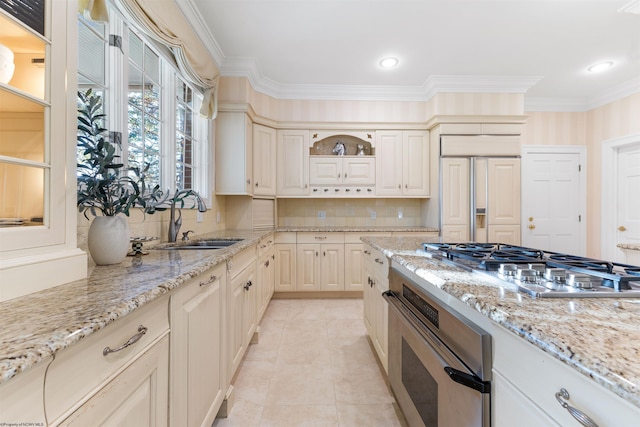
276,130,309,197
0,1,87,302
215,112,253,195
376,130,429,197
252,124,277,196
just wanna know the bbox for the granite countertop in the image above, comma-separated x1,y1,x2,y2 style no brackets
277,226,439,233
0,229,273,385
362,236,640,409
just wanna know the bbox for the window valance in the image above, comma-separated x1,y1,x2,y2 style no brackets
113,0,220,119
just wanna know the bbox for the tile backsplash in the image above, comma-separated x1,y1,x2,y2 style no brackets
277,198,423,227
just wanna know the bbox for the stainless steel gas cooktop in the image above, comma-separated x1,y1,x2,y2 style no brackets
422,243,640,298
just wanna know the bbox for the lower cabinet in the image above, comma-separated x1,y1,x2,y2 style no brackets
362,243,389,373
170,263,226,427
296,243,344,291
344,243,364,291
44,295,170,426
257,246,275,322
226,248,257,380
61,336,169,427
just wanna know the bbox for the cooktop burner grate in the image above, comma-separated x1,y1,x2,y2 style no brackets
421,242,640,296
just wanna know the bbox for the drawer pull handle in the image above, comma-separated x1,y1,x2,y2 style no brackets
244,280,253,291
103,325,147,356
375,258,384,265
555,388,599,427
200,274,217,287
314,236,327,240
364,250,371,255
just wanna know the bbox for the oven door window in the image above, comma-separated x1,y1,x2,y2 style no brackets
402,338,438,425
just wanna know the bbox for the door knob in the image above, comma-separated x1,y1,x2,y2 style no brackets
618,226,627,232
528,224,536,230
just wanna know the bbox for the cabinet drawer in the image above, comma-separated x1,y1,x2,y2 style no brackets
297,232,344,244
45,295,170,424
228,245,256,278
493,324,640,426
257,235,275,258
363,246,389,279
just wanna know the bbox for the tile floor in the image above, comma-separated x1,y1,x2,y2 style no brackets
213,298,407,427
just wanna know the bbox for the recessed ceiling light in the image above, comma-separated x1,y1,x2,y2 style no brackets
379,57,399,69
587,61,614,73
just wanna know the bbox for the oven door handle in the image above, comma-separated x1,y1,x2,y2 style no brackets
383,290,491,394
444,367,490,394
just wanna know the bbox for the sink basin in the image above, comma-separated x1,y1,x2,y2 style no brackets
190,239,243,247
160,239,243,250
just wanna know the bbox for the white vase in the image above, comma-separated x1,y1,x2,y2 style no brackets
88,216,130,265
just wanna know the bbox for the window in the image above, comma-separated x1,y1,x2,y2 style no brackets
127,31,162,189
76,10,210,203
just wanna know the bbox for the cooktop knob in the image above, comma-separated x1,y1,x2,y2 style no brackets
516,268,538,283
499,263,518,277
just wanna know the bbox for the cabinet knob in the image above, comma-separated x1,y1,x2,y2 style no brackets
356,188,361,192
255,182,259,187
335,188,340,192
528,216,534,222
346,188,351,192
398,184,401,189
247,179,251,185
528,224,535,230
313,188,318,192
618,226,627,232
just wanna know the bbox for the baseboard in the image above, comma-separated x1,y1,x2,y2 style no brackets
272,291,363,299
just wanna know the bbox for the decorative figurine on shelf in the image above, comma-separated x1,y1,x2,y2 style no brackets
357,144,365,155
332,141,346,155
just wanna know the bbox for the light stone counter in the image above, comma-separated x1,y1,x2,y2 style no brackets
0,229,273,385
362,236,640,409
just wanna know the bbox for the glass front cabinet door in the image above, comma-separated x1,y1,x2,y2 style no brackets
0,0,87,302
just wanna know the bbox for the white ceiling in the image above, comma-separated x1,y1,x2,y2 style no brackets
187,0,640,111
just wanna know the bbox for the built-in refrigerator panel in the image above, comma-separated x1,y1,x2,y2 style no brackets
440,155,521,245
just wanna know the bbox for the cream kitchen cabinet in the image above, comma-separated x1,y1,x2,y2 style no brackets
256,237,275,322
57,336,169,427
277,130,310,196
170,263,226,427
275,233,297,292
309,157,375,186
296,233,345,291
344,243,365,291
362,244,389,373
226,245,258,380
0,356,49,425
376,130,429,197
45,295,170,426
216,111,253,195
491,319,639,427
253,124,277,196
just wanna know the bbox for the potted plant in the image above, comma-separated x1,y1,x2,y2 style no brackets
77,89,167,264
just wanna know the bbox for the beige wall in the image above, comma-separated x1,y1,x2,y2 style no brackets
523,93,640,257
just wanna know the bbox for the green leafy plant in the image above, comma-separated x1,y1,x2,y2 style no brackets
76,89,168,218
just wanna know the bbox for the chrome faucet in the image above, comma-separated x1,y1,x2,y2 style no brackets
167,192,207,242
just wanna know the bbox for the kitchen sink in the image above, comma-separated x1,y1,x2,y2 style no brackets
160,239,244,250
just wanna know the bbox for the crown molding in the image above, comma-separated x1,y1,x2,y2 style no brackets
176,0,225,65
423,75,543,100
526,76,640,112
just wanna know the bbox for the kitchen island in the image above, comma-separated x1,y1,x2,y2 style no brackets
363,236,640,425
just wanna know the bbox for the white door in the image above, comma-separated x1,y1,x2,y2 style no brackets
616,144,640,261
521,150,584,255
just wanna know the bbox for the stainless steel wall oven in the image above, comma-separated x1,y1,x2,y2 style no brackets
384,266,492,426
